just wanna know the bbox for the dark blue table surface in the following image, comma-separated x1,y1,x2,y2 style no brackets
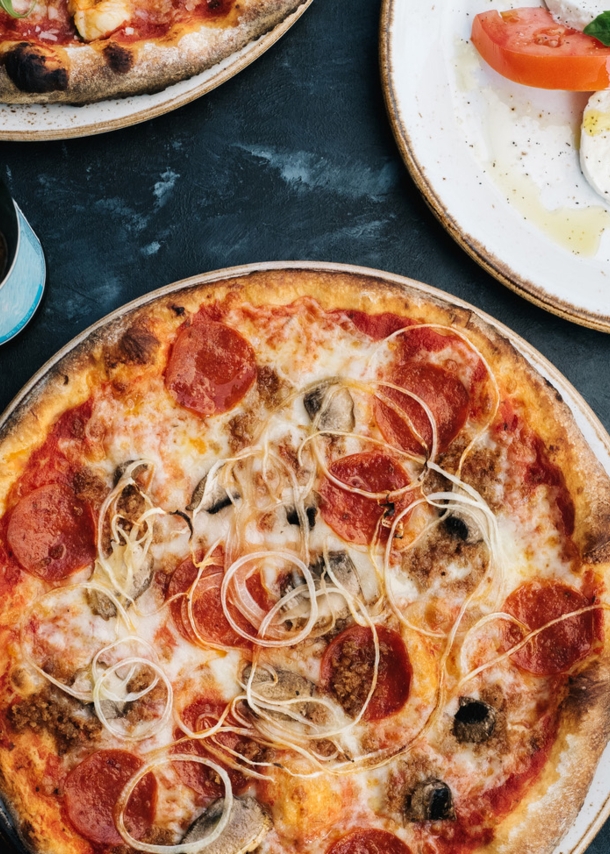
0,0,609,851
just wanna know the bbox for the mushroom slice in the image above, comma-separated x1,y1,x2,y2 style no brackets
86,557,153,620
405,779,456,822
452,697,496,744
282,551,361,626
113,459,151,487
304,381,355,432
187,466,240,514
242,665,314,720
322,551,360,595
183,797,272,854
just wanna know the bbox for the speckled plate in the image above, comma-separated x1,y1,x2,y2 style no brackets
1,259,610,851
380,0,610,332
0,0,313,142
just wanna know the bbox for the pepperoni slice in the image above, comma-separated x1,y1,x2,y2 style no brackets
320,626,411,721
6,483,96,581
165,319,256,418
64,749,156,845
332,309,413,341
167,556,254,648
502,580,601,675
173,699,253,798
318,452,411,545
327,828,412,854
375,362,469,455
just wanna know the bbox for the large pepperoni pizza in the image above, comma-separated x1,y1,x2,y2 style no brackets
0,266,610,854
0,0,307,104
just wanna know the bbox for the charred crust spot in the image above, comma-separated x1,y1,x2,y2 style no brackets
170,304,185,316
105,324,159,369
103,42,134,74
565,665,610,721
4,43,68,94
19,820,35,847
543,376,563,403
117,324,159,365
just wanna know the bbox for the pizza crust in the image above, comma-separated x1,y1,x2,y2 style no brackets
485,653,610,854
0,0,308,104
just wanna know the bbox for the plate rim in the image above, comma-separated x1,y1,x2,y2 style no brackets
0,0,313,143
1,259,609,854
378,0,610,334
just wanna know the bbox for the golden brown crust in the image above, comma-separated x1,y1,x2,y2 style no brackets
0,267,609,854
0,0,308,104
483,654,610,854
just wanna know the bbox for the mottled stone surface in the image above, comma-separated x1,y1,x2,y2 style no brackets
0,0,609,851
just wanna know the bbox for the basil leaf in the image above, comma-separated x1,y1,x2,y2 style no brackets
584,11,610,46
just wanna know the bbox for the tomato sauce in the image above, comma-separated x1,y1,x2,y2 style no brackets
6,399,94,507
494,400,575,539
434,714,558,854
0,0,238,47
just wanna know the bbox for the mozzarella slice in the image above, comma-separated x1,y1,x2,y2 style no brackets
545,0,606,30
580,90,610,200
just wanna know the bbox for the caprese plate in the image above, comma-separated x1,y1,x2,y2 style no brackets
380,0,610,331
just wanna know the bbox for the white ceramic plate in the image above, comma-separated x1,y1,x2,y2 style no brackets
0,1,312,142
381,0,610,332
1,260,610,851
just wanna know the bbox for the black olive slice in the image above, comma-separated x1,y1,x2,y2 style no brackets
453,697,497,743
405,779,456,822
286,499,318,529
442,512,483,545
443,515,469,541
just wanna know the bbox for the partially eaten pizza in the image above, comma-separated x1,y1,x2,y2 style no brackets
0,0,308,103
0,266,609,854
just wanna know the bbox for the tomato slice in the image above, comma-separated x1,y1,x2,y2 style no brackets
471,7,610,91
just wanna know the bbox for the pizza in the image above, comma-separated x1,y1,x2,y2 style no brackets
0,266,609,854
0,0,307,104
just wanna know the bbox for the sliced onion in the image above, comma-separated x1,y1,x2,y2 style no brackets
115,754,233,853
